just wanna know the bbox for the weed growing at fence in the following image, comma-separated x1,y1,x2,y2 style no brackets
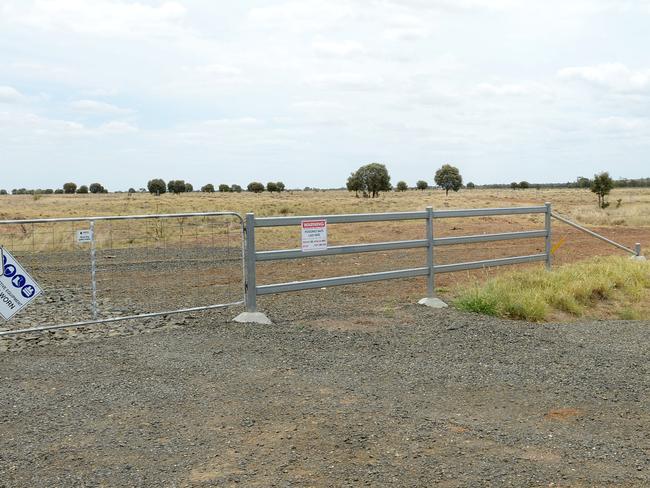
454,256,650,321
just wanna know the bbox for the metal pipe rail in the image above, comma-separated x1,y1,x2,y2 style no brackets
551,212,641,256
0,211,244,225
244,204,553,313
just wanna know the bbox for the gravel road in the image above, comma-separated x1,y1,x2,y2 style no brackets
1,290,649,487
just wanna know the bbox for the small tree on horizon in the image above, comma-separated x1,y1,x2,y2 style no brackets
519,181,530,189
247,182,265,193
347,163,391,198
434,164,463,196
89,182,106,194
416,180,428,190
202,183,215,193
147,179,166,195
267,182,279,192
396,181,408,192
63,182,77,194
466,182,476,189
76,185,88,194
184,182,193,193
510,182,519,190
346,172,363,197
591,172,614,209
219,184,232,192
231,184,242,193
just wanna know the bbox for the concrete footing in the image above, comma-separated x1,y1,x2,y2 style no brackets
233,312,272,325
418,297,448,308
630,255,647,262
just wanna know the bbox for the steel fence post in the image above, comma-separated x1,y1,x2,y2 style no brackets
245,213,257,313
545,202,552,270
636,243,641,257
426,206,434,298
90,220,98,320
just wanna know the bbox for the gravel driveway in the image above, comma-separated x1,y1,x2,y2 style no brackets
1,292,649,487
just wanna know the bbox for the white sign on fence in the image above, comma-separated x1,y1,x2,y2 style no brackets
0,248,42,320
76,229,93,243
301,219,327,252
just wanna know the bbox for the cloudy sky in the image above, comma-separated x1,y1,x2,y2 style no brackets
1,0,650,190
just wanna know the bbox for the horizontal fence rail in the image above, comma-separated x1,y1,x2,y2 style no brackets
0,211,245,336
243,204,554,315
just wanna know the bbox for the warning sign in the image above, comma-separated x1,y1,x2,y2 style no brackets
76,229,93,243
0,248,42,320
301,219,327,252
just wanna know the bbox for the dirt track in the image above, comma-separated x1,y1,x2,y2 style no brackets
1,291,648,487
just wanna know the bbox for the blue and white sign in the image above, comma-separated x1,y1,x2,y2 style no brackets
0,248,42,320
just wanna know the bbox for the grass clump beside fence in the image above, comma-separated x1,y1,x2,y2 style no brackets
454,256,650,322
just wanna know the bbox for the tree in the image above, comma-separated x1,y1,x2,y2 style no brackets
434,164,463,196
396,181,408,192
63,182,77,194
347,163,391,198
247,182,265,193
147,179,166,194
276,181,286,192
519,181,530,189
217,184,230,192
184,182,193,193
576,176,591,189
168,180,186,194
267,182,279,192
89,183,105,194
76,185,88,194
416,180,428,190
128,188,136,194
0,189,7,195
466,182,476,189
54,189,64,194
201,184,215,192
591,172,614,209
346,172,363,197
231,184,242,193
510,182,519,190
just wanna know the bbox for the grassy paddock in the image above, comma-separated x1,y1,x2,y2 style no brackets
454,257,650,322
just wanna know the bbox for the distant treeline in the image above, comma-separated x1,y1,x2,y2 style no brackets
477,177,650,190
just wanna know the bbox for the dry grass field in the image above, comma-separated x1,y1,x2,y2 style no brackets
1,187,649,324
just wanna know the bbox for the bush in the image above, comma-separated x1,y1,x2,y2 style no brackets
202,184,215,193
519,181,530,189
0,189,6,195
466,182,476,189
147,179,166,195
43,188,54,194
347,163,391,198
184,182,193,192
247,182,265,193
89,183,106,194
267,182,278,192
128,188,136,194
396,181,408,192
231,184,242,193
54,189,64,194
76,185,89,194
217,184,229,192
63,182,77,194
416,180,428,190
434,164,462,196
591,172,614,209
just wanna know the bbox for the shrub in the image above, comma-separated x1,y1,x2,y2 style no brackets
396,181,408,192
267,182,278,192
466,182,476,189
76,185,89,194
184,182,193,192
347,163,391,198
63,182,77,194
128,188,136,194
54,189,64,194
89,183,106,194
147,179,166,194
434,164,463,196
247,182,265,193
202,184,216,193
591,172,614,209
231,184,242,193
0,189,6,195
416,180,428,190
519,181,530,189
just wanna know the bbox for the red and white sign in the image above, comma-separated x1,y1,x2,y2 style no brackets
301,219,327,252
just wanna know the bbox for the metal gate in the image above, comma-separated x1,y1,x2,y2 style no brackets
0,212,244,336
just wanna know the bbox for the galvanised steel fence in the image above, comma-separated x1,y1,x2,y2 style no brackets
0,212,244,336
241,204,554,316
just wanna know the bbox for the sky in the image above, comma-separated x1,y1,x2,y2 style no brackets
1,0,650,191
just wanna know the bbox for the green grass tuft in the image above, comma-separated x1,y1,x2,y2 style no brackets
453,256,650,322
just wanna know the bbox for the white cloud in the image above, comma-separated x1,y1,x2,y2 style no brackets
474,83,533,96
12,0,188,39
98,121,138,133
304,73,383,91
70,99,134,115
0,86,23,103
312,40,366,58
558,63,650,93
